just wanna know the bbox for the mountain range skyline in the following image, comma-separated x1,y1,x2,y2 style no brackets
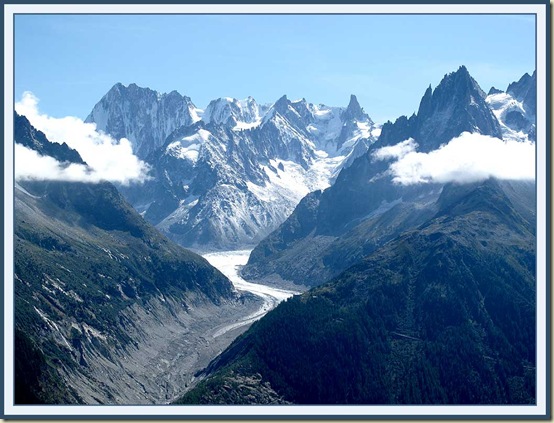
14,13,535,124
15,66,537,252
16,67,536,176
16,67,535,127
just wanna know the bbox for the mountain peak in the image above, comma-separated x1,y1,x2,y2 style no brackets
15,112,85,165
377,66,501,153
105,82,154,99
488,86,504,95
417,85,433,117
457,64,469,75
275,94,288,104
203,96,262,127
507,70,536,99
273,94,290,114
292,97,307,104
86,83,201,159
441,65,485,98
105,83,193,104
347,94,362,113
342,94,367,122
445,65,471,83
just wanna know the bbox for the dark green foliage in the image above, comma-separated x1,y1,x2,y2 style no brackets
176,368,289,405
14,329,80,404
182,179,536,405
14,187,233,403
244,68,533,288
240,296,393,404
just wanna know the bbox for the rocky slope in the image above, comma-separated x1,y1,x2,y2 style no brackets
14,113,260,404
486,70,536,141
85,83,202,159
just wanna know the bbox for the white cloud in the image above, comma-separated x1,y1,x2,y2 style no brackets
372,138,418,161
373,132,535,185
16,144,103,183
15,91,150,185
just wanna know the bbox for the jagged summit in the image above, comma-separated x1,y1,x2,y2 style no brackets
506,70,537,117
85,82,201,159
378,65,502,151
203,96,264,129
416,85,433,117
486,70,537,141
269,94,292,116
88,84,379,248
488,86,504,95
342,94,367,122
507,71,533,95
274,94,289,106
454,64,470,78
425,65,488,105
243,66,530,288
108,82,189,101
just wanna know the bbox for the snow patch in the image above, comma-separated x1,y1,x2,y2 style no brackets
486,92,534,143
165,129,211,163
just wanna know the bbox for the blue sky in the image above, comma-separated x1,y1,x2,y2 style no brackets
15,13,535,123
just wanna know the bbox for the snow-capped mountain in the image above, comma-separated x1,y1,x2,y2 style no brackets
507,70,537,117
244,66,535,287
392,65,502,153
88,85,379,249
486,71,536,141
85,83,202,159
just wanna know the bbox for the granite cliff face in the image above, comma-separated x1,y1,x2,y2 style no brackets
85,83,202,159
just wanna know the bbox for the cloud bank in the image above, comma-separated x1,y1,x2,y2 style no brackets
372,132,535,185
16,144,106,183
15,92,150,185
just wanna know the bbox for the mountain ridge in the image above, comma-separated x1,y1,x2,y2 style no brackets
14,113,262,404
89,85,379,249
178,177,536,405
243,67,535,287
